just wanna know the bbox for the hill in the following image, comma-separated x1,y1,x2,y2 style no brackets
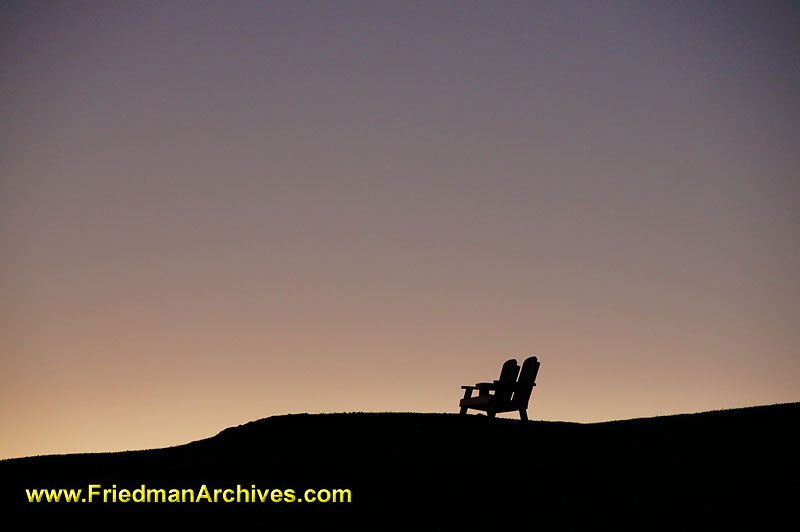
2,403,797,525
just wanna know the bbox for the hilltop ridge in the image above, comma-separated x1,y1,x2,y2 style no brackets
2,403,797,523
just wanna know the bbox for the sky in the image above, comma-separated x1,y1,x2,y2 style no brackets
1,1,798,459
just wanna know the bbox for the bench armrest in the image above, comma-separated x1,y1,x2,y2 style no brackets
462,380,527,393
462,382,499,389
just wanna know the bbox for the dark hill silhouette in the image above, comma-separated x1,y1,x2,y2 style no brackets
2,403,797,525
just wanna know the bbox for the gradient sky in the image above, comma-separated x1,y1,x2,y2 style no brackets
2,1,798,459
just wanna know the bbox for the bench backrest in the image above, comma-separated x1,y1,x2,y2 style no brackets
512,356,540,406
496,358,520,402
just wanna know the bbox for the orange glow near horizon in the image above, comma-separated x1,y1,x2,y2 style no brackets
2,2,799,459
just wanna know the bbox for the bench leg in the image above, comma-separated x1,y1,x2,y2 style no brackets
519,409,528,422
487,411,496,419
460,389,474,415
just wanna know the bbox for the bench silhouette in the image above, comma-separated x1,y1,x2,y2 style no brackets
459,356,540,421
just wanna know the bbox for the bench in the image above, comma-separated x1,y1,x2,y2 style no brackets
459,356,540,421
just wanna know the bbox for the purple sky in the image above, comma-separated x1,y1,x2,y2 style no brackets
2,1,798,459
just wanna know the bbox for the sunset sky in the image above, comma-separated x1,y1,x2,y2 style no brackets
2,1,798,459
